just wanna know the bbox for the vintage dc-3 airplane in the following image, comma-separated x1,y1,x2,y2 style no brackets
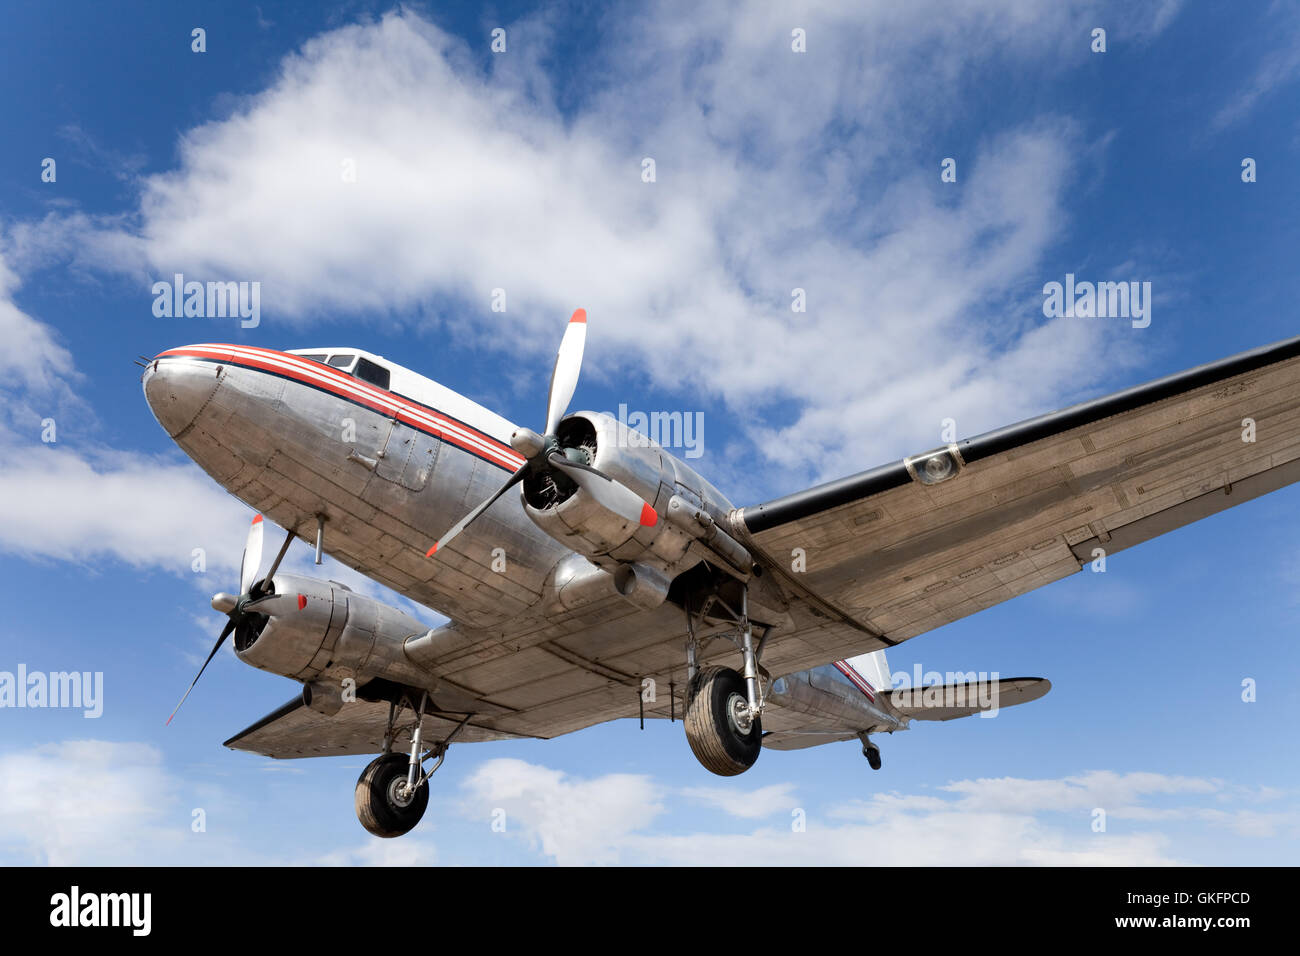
144,312,1300,837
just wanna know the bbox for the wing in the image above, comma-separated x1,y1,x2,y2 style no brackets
730,334,1300,653
224,694,525,759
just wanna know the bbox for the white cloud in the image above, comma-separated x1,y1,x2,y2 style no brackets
680,782,800,819
0,740,272,865
456,759,1297,865
0,442,249,575
21,2,1181,494
0,255,75,396
2,745,1291,866
1211,5,1300,131
0,738,422,866
315,836,439,866
460,758,665,865
933,769,1219,814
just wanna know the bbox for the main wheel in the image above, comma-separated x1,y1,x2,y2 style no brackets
355,753,429,838
684,666,762,776
863,745,882,770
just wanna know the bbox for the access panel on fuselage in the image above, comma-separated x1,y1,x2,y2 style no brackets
376,420,440,491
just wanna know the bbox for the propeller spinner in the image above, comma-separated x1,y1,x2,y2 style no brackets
426,308,657,558
165,514,295,724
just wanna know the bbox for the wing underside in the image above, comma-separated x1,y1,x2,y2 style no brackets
733,335,1300,653
224,695,524,759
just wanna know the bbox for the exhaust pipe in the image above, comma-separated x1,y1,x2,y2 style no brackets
302,679,345,716
613,562,673,609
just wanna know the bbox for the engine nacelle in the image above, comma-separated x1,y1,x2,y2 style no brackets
233,572,432,689
521,412,746,583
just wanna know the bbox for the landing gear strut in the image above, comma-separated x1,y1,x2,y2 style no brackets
682,583,769,776
354,690,469,838
859,733,882,770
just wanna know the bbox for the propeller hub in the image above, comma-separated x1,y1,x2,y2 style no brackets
511,427,546,459
210,592,238,615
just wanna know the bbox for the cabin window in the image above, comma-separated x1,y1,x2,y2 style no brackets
354,357,391,390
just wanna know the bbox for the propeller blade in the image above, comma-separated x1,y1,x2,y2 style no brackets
165,618,236,725
426,464,529,558
239,514,265,595
257,524,297,595
544,309,587,436
547,453,658,528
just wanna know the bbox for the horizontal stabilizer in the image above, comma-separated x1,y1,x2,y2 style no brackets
887,677,1050,721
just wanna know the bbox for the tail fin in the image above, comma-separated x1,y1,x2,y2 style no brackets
844,649,893,694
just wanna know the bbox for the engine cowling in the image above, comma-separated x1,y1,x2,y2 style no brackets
233,572,432,688
520,412,741,584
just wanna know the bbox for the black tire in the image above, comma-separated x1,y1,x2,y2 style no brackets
355,753,429,838
684,666,762,776
864,745,882,770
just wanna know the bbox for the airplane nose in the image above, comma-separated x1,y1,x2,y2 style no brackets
142,356,224,437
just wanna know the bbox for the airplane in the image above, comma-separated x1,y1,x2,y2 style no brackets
142,311,1300,837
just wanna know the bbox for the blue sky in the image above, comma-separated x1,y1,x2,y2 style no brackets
1,0,1299,865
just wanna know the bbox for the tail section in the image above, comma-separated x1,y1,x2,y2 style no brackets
843,649,893,695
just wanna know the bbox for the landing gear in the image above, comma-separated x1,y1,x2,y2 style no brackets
681,581,770,776
355,753,429,838
684,666,763,775
860,733,882,770
354,689,470,838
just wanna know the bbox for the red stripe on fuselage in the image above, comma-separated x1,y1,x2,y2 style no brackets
157,344,526,471
833,660,876,702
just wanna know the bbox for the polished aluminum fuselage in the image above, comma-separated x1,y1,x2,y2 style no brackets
143,343,901,738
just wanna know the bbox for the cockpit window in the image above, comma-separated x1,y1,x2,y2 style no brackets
327,353,356,370
354,357,391,390
298,353,328,363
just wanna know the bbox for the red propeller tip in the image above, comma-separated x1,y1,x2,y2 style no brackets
639,503,658,527
425,542,438,557
252,514,263,524
570,308,587,324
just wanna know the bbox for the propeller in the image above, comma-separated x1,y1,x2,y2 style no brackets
426,308,657,557
166,514,295,724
